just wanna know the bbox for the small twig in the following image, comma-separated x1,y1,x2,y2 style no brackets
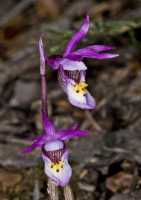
80,120,90,130
47,179,59,200
64,185,74,200
103,146,129,153
33,179,40,200
85,110,103,133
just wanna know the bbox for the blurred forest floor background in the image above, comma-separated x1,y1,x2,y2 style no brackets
0,0,141,199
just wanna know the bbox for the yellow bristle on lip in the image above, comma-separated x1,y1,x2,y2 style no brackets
73,82,88,94
50,161,64,172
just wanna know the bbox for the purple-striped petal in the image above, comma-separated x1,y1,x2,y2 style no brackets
42,150,72,187
60,58,87,71
63,15,90,56
58,65,75,92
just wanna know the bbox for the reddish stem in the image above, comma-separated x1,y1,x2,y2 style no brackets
39,38,48,130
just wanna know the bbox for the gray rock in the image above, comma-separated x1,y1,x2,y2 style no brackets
10,80,40,107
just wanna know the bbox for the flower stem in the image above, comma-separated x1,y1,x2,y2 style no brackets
41,74,48,118
39,38,48,129
64,185,74,200
47,178,59,200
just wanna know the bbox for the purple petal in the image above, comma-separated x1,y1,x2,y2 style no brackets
57,129,88,141
39,38,46,75
23,143,40,153
45,120,55,135
23,134,49,153
69,49,119,60
74,44,115,53
23,125,59,154
90,53,119,59
60,58,87,71
66,54,83,60
43,116,56,136
63,15,90,56
46,55,63,70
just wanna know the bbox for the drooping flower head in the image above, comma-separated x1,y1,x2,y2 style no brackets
46,15,119,109
24,38,88,187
